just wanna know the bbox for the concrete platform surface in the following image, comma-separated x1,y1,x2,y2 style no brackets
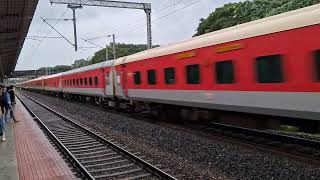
0,121,19,180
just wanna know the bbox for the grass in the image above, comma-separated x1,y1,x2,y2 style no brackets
278,125,300,133
272,125,320,141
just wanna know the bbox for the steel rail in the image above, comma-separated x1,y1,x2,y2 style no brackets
194,122,320,165
16,94,95,180
207,122,320,149
18,92,177,180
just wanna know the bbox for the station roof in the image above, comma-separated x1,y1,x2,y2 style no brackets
0,0,38,79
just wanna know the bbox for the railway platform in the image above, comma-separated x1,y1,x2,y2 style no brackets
0,98,77,180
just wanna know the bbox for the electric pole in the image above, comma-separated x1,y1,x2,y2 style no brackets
67,4,82,51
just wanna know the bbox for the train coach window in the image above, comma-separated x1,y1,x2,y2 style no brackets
80,78,83,86
89,77,93,86
164,67,175,84
134,71,141,85
256,54,283,83
147,70,156,85
76,79,79,86
73,79,76,86
94,77,98,86
314,50,320,81
216,60,235,84
84,78,88,86
186,64,200,84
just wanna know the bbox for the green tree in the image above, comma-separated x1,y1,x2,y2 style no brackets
89,43,158,65
72,59,90,69
37,65,72,74
194,0,320,36
53,65,72,72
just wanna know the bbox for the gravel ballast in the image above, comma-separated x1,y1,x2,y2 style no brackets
20,91,320,179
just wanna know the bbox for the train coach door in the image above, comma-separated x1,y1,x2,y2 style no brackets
105,68,115,97
120,65,129,97
58,77,62,92
114,68,129,99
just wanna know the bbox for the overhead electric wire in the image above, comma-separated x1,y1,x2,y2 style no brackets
85,0,189,41
154,0,186,15
38,9,69,45
41,17,75,46
27,35,64,39
153,0,202,23
28,9,69,60
78,46,98,49
37,4,57,39
81,38,104,48
25,38,42,41
19,4,57,68
122,0,187,27
117,0,202,37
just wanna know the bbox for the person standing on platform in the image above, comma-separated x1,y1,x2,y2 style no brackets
7,86,16,119
0,86,4,114
0,90,5,142
7,85,15,106
3,88,17,123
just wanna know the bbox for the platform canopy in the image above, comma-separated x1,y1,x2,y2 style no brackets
0,0,38,79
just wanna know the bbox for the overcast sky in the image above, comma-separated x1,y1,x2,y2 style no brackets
16,0,240,70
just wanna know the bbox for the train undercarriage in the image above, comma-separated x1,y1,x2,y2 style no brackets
23,88,320,133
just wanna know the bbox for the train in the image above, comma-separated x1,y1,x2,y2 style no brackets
18,4,320,129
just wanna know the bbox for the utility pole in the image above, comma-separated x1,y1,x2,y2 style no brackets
110,34,116,59
144,4,152,49
67,4,82,51
105,34,116,59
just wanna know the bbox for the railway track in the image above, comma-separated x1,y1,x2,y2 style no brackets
17,92,176,180
190,122,320,165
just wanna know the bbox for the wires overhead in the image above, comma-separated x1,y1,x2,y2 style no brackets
153,0,202,24
84,0,189,41
27,9,69,60
21,0,206,70
27,36,64,39
81,38,104,48
37,4,57,38
38,9,69,46
41,17,74,46
84,0,202,42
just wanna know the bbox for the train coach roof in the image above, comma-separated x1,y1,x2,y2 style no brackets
114,4,320,66
62,60,115,76
19,60,115,85
42,72,64,80
21,76,45,84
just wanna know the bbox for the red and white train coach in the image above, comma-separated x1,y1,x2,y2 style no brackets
19,4,320,125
